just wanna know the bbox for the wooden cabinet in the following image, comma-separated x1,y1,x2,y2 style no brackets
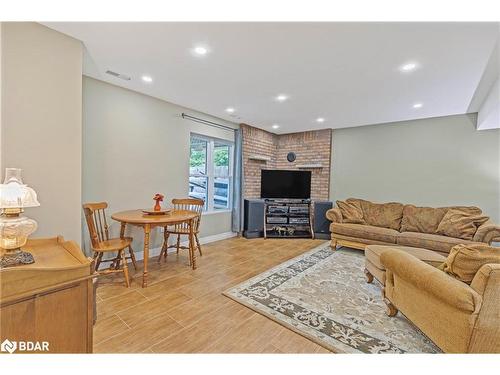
0,237,94,353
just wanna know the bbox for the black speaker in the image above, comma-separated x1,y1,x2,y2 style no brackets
313,201,333,239
243,199,265,238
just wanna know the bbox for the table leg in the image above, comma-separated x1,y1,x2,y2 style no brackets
142,224,151,287
114,223,127,269
189,219,197,270
120,222,126,238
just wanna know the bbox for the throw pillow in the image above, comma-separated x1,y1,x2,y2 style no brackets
439,243,500,284
436,209,489,240
445,206,482,215
336,199,365,224
360,200,404,231
400,205,448,234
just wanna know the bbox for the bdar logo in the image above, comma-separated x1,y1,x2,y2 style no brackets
0,339,49,353
1,339,17,354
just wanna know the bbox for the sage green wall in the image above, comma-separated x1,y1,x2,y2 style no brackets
1,22,82,243
330,114,500,222
82,77,237,255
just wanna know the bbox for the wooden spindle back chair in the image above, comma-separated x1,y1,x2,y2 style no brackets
83,202,137,287
158,198,204,263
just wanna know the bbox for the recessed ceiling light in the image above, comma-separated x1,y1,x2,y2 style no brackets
272,124,280,129
193,46,208,56
225,107,235,113
316,117,325,123
275,94,289,102
141,75,153,83
413,103,423,109
400,62,418,72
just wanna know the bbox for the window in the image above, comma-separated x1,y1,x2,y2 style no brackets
189,134,233,211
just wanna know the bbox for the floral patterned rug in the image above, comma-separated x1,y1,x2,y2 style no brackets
224,243,440,353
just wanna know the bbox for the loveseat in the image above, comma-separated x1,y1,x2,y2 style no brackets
326,198,500,256
381,246,500,353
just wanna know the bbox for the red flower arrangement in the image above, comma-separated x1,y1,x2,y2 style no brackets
153,193,164,211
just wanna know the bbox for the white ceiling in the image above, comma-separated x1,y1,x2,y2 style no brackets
43,22,499,133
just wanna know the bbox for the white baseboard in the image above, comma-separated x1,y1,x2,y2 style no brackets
193,231,237,245
132,231,237,262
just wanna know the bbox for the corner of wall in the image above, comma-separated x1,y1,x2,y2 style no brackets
241,124,332,200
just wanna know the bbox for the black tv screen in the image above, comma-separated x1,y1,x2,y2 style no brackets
261,170,311,199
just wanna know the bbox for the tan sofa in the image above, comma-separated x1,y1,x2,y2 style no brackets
380,249,500,353
326,198,500,256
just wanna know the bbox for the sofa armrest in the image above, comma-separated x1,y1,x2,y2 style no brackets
468,264,500,353
325,207,342,223
470,263,500,296
380,249,481,313
473,220,500,244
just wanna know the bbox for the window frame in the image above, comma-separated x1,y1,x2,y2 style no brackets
189,133,234,213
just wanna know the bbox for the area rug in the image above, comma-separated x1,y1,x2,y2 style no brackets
223,243,440,353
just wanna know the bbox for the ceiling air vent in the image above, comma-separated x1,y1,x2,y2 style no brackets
105,70,131,81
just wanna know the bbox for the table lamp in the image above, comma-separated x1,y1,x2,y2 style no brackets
0,168,40,268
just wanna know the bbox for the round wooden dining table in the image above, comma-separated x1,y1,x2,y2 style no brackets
111,209,199,287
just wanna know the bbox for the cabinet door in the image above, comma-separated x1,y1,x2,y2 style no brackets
34,281,91,353
0,298,36,343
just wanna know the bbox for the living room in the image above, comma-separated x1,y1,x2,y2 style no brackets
1,1,499,372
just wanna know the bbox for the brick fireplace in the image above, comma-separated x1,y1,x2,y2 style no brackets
241,124,332,200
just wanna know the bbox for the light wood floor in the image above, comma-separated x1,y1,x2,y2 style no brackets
93,236,332,353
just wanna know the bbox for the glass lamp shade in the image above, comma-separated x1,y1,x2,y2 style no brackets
0,168,40,209
0,169,39,266
0,215,37,250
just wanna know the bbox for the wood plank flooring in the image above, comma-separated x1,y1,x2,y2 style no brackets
93,236,331,353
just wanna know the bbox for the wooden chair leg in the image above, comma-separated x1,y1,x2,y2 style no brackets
157,232,170,263
112,250,123,270
188,237,193,267
121,250,130,288
195,234,202,256
176,234,181,254
157,245,165,263
163,232,170,261
128,246,137,270
91,252,99,274
157,248,165,263
95,252,103,271
92,251,99,265
364,268,374,283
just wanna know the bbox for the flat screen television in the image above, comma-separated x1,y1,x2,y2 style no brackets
261,169,311,199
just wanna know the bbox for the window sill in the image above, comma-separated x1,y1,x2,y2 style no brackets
202,209,232,216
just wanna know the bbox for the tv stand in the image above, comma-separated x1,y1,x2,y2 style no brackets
264,198,311,204
264,200,314,239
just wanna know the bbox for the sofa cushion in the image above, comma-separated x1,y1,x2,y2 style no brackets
400,205,448,234
436,209,489,240
330,223,398,243
397,231,482,255
331,233,394,246
366,245,446,270
336,199,365,224
359,200,404,231
439,243,500,284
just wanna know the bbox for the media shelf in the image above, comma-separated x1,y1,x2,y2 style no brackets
263,200,314,239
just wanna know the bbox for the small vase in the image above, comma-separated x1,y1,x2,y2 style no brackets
154,201,161,211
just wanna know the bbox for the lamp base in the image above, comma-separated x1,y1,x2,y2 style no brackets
0,249,35,268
